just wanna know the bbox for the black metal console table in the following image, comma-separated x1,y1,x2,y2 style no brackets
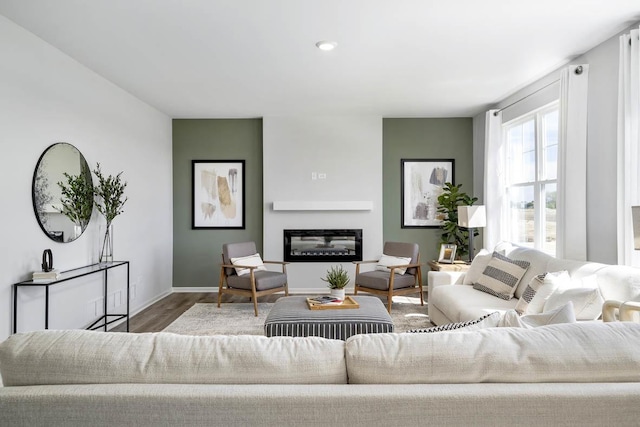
13,261,130,334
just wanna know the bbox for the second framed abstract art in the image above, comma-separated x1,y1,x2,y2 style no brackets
401,158,455,228
192,160,245,229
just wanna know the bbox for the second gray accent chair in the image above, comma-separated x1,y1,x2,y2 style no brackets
353,241,424,313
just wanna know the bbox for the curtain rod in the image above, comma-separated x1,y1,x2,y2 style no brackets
493,65,584,117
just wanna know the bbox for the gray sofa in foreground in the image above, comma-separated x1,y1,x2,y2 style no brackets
1,324,640,427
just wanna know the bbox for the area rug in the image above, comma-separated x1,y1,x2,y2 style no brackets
163,298,432,336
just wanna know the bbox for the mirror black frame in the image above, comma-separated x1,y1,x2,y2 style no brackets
32,143,94,243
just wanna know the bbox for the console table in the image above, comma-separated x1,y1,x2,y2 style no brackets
13,261,129,334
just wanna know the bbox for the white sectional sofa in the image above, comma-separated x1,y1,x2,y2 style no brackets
428,242,640,326
1,326,640,426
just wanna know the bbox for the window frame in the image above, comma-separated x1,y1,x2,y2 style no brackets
502,101,559,255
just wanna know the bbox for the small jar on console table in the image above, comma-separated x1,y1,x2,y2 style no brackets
427,260,471,272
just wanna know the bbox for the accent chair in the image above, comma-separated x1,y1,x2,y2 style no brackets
353,241,423,313
218,241,289,316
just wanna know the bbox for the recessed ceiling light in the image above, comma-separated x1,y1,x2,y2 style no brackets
316,41,337,51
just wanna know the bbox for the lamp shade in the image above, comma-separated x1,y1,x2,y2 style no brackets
458,205,486,228
632,206,640,250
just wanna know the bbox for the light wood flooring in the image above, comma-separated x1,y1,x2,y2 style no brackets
111,292,278,333
112,292,426,333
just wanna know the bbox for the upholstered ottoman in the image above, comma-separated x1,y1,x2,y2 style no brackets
264,296,393,340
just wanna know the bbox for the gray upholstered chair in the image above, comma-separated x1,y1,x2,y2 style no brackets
353,242,423,313
218,241,289,316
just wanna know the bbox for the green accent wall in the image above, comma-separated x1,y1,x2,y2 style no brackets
383,118,474,262
172,119,263,287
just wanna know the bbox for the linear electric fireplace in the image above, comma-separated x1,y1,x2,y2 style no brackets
284,229,362,262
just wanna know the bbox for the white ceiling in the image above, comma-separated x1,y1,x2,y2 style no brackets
1,0,639,118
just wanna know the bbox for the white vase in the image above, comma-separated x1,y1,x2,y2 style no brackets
99,224,114,264
330,288,345,301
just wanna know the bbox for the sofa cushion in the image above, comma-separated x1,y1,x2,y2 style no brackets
595,265,640,301
500,302,576,328
345,322,640,384
515,271,569,315
430,284,518,323
500,244,556,298
0,330,347,386
462,249,491,285
473,252,530,300
408,311,500,333
544,283,604,320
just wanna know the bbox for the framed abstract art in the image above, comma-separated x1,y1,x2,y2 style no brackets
401,158,455,228
192,160,245,229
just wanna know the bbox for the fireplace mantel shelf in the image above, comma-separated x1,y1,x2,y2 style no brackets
272,201,373,211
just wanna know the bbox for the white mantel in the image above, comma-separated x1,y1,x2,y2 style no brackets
272,201,373,211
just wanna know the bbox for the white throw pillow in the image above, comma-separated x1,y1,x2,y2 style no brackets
230,253,267,276
499,302,576,328
544,283,604,320
375,254,412,275
514,270,570,315
462,249,492,285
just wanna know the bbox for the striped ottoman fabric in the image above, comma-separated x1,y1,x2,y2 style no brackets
264,296,393,340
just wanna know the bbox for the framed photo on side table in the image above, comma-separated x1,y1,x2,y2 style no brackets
438,244,457,264
192,160,245,229
401,159,455,228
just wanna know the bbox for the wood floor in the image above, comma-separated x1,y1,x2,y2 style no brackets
111,292,301,333
112,292,426,333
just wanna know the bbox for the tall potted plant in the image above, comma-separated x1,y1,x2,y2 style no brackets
436,182,478,260
93,163,127,263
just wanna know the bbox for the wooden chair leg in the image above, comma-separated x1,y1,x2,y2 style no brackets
250,271,259,317
217,268,225,308
417,267,424,306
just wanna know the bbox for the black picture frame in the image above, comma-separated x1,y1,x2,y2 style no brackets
192,160,245,229
401,158,455,228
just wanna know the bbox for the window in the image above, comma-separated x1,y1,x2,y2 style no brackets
503,103,559,255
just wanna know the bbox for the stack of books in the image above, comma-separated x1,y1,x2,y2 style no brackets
308,295,343,305
32,269,61,282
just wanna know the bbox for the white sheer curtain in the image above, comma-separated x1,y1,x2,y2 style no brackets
483,109,505,251
617,26,640,267
556,64,589,261
484,65,588,257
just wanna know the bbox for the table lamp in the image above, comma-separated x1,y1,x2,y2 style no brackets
457,205,486,263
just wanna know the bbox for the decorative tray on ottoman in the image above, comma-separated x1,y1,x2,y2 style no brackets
306,296,360,310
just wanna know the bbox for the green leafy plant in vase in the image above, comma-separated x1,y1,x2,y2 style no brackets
321,265,350,300
93,163,127,263
56,164,94,240
436,182,478,260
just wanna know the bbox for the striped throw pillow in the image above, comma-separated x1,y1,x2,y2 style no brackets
472,252,530,300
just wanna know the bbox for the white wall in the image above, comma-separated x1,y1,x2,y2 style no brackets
0,16,173,341
473,22,639,264
263,116,383,293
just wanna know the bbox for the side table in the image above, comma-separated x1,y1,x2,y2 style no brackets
427,260,471,272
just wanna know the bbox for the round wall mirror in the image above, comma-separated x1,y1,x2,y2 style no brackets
32,143,94,243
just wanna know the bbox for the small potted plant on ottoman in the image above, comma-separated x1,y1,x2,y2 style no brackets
322,265,350,301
